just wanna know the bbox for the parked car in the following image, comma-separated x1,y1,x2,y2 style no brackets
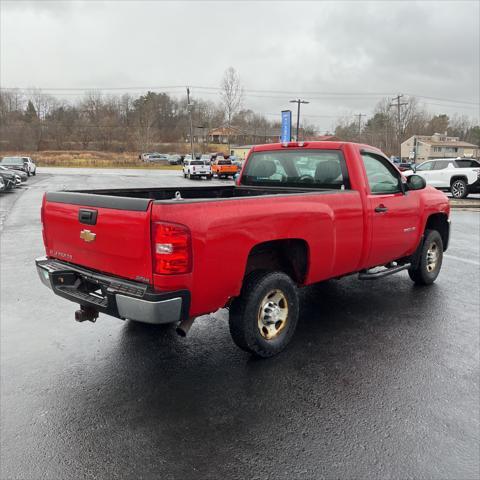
396,162,414,172
0,175,5,192
0,166,26,183
36,141,449,358
1,166,27,183
0,168,18,190
200,154,211,164
21,157,37,176
168,154,182,165
0,156,30,175
146,153,169,163
211,157,238,178
183,158,212,179
232,159,243,172
140,153,153,162
403,158,480,199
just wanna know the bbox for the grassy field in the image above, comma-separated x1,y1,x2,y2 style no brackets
0,151,183,169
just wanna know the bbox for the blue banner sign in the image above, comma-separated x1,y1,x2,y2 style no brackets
281,110,292,142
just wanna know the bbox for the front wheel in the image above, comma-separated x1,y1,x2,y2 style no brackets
32,170,36,176
229,271,299,358
451,179,468,199
408,229,443,285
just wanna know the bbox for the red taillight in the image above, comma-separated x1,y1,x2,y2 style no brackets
152,222,191,274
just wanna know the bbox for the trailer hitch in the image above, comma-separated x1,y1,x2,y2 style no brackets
75,306,99,323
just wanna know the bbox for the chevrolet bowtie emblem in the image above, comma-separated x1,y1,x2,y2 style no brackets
80,229,96,242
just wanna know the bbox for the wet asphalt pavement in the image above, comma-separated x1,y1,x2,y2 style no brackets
1,170,479,479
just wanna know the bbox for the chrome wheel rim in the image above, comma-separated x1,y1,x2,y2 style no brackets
452,181,465,198
426,242,439,272
257,289,288,340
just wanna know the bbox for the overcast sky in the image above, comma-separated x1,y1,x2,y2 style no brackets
1,0,479,131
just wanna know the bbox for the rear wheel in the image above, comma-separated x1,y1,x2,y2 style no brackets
451,179,468,199
229,271,299,358
408,229,443,285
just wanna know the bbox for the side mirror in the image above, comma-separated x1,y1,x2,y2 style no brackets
406,174,426,191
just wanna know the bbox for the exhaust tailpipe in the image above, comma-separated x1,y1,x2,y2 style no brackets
176,317,195,337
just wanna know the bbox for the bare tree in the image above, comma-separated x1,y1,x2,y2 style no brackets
220,67,243,148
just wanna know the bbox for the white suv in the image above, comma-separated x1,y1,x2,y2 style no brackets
21,157,37,176
404,158,480,199
183,158,212,180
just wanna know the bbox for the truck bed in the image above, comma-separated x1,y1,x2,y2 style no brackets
50,185,334,202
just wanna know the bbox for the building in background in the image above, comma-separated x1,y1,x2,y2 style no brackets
401,133,479,162
230,145,253,160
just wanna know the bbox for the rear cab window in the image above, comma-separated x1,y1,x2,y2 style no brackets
241,149,349,189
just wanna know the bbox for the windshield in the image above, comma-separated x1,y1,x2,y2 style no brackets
191,160,205,165
218,160,232,165
241,149,348,189
1,157,24,165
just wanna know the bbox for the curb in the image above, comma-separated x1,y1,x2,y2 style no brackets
449,201,480,210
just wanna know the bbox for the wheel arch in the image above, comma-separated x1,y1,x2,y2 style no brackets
243,238,310,285
425,213,450,251
450,175,468,186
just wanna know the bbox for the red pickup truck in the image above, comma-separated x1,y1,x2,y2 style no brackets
36,142,450,357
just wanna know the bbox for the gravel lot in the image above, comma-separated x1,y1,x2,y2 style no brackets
1,169,479,479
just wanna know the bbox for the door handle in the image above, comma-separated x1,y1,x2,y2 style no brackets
375,204,388,213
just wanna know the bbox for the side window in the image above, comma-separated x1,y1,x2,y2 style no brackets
433,161,449,170
361,153,401,194
456,160,478,168
416,161,434,171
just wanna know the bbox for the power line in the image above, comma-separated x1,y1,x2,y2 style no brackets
1,85,478,106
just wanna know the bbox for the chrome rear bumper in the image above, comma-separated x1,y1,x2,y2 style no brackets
36,257,189,325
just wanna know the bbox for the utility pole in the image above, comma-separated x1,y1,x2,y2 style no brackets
186,87,195,159
390,94,408,160
290,98,309,141
355,113,366,137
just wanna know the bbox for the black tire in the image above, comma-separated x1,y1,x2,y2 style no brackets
408,229,443,285
229,271,299,358
183,173,187,178
32,170,36,176
451,178,468,199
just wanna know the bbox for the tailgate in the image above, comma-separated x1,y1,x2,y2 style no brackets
42,192,154,283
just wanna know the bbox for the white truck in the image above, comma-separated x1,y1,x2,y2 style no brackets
182,157,213,180
404,158,480,199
